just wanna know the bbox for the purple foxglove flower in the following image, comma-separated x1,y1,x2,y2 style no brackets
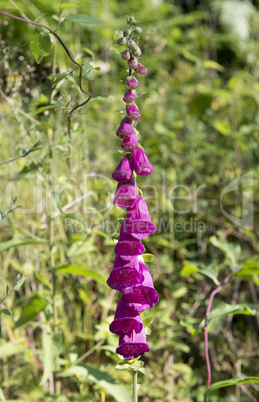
121,50,131,61
116,118,133,139
112,157,132,182
136,63,147,75
121,130,138,153
128,57,138,70
107,256,144,294
116,324,150,360
114,223,145,260
123,89,136,104
123,261,159,312
126,76,138,90
125,194,155,239
126,104,141,121
132,147,154,176
114,177,137,208
109,297,143,335
133,46,141,57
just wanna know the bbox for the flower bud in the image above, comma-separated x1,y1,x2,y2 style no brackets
123,29,131,37
117,37,127,46
126,104,141,120
136,63,147,75
128,57,138,70
126,76,138,90
133,27,143,35
127,39,137,50
133,46,141,57
121,50,131,61
123,89,136,104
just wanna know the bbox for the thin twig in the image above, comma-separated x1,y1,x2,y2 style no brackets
0,10,92,137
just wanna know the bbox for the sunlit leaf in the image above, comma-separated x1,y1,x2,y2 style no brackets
30,33,51,64
205,376,259,396
62,14,103,27
15,293,48,329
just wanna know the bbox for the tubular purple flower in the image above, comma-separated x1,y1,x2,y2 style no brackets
123,89,136,104
109,297,143,335
132,147,154,176
114,177,137,208
116,118,133,139
126,76,138,90
126,104,141,121
128,57,138,70
116,324,150,360
114,223,145,260
125,194,155,239
112,157,132,182
123,261,159,312
136,63,147,75
121,130,138,153
121,50,131,61
107,256,144,294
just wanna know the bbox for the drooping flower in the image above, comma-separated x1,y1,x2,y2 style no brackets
116,118,133,139
131,147,154,176
123,89,136,104
125,194,155,239
136,63,147,75
128,57,138,70
126,76,138,90
126,104,141,121
112,157,132,182
121,130,138,152
116,324,150,360
123,261,159,312
114,224,145,260
114,177,137,208
109,296,143,335
107,256,144,294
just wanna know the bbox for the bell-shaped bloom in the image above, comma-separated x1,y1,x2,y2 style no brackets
116,118,133,139
132,147,153,176
116,324,150,360
125,194,155,239
109,297,143,335
136,63,147,75
114,223,145,260
126,76,138,90
123,89,136,104
123,262,159,312
128,57,138,69
112,157,132,183
107,256,144,294
121,130,138,153
126,104,141,121
114,177,137,208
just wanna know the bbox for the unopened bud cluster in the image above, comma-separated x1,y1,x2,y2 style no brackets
108,16,158,361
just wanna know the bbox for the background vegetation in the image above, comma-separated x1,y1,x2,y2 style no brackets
0,0,259,401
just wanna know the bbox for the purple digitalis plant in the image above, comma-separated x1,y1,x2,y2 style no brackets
107,14,159,375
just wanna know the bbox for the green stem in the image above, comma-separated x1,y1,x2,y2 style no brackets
132,370,138,402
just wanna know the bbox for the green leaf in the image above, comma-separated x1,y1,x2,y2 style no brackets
40,332,63,385
208,303,256,322
13,274,26,291
142,316,155,327
0,308,12,319
35,105,58,114
0,237,47,253
51,265,107,285
15,293,48,329
0,276,7,298
0,387,5,401
29,33,51,64
204,376,259,396
142,253,155,262
35,273,52,290
232,259,259,277
62,14,103,27
59,364,131,402
210,236,241,264
181,261,220,285
59,3,78,9
203,60,224,71
89,96,112,104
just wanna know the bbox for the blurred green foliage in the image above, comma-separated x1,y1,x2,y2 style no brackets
0,0,259,401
